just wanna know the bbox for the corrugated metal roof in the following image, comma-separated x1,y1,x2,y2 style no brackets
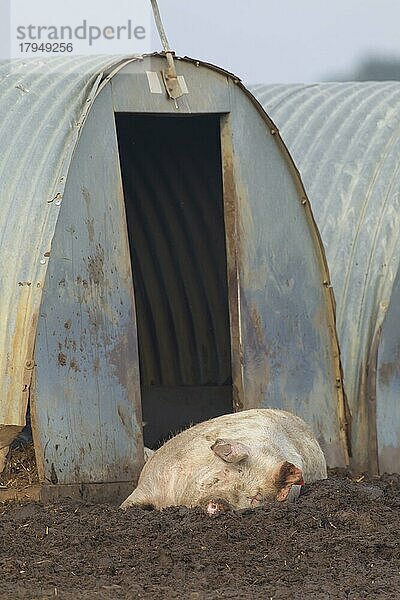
0,55,140,441
250,82,400,469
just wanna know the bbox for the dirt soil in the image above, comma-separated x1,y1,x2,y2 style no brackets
0,470,399,599
0,444,38,490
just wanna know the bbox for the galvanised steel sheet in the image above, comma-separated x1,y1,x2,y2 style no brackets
108,56,349,466
0,55,137,447
251,82,400,471
34,83,144,484
0,56,350,486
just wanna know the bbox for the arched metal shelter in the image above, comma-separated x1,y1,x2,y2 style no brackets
0,57,348,500
251,82,400,473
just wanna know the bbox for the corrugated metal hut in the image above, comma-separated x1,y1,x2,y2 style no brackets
0,56,348,501
251,82,400,474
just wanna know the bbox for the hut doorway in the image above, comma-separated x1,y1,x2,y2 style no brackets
116,114,233,448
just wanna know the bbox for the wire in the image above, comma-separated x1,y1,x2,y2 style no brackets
150,0,171,54
149,0,182,98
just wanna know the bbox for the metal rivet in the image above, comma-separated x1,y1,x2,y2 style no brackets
55,199,62,206
40,258,46,265
301,198,307,205
49,192,62,204
270,129,276,135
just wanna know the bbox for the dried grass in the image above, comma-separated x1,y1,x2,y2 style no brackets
0,443,38,489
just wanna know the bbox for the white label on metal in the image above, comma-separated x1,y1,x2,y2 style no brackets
146,71,163,94
177,75,189,94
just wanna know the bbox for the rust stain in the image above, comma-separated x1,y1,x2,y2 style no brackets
86,217,95,243
243,302,270,409
58,352,67,367
85,244,105,286
76,275,88,287
108,331,132,393
220,116,244,412
250,307,267,350
379,345,400,386
50,463,58,485
81,186,91,205
63,337,77,353
4,352,10,376
108,322,142,455
379,361,397,386
69,359,81,373
6,287,39,427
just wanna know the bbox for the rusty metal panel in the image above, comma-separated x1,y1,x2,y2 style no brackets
226,81,347,467
251,82,400,471
377,268,400,473
0,55,137,446
34,83,143,484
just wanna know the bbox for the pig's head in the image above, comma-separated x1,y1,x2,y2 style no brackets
208,438,304,512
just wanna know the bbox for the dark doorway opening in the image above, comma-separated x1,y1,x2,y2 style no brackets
116,114,233,448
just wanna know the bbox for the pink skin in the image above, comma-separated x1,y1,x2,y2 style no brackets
205,462,305,515
120,409,327,513
206,501,225,516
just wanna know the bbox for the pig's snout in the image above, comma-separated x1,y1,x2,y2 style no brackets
205,498,233,516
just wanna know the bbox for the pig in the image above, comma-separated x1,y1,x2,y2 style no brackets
120,408,327,515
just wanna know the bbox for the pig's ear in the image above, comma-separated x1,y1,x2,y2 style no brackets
274,461,304,501
211,439,250,463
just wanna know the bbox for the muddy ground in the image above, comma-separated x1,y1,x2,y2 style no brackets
0,470,399,599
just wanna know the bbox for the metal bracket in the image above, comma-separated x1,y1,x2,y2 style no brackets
150,0,185,101
161,55,184,100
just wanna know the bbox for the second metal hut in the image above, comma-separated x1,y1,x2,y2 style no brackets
251,82,400,473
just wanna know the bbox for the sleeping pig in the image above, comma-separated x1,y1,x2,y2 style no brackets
120,408,327,514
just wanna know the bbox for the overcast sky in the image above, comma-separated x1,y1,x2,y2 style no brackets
152,0,400,83
2,0,399,83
